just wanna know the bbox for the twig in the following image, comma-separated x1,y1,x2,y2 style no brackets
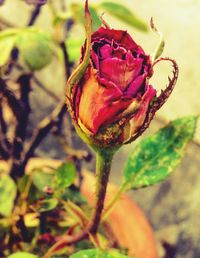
0,143,9,159
0,98,10,145
10,74,32,180
0,17,14,28
0,99,10,159
53,39,73,135
14,63,61,101
32,75,61,101
0,78,23,120
28,4,43,26
21,102,67,171
60,41,71,80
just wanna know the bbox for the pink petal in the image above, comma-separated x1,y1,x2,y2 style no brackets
100,58,128,90
126,75,144,97
100,44,112,59
100,55,143,91
92,27,144,53
78,69,132,134
112,45,127,59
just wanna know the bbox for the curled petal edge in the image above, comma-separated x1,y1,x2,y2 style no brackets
125,57,179,144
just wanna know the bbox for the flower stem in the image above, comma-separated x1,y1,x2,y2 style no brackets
89,151,113,234
43,150,114,258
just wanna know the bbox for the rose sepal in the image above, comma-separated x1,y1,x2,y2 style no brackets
66,0,92,123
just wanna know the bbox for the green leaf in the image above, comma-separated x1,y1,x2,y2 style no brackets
70,249,131,258
55,162,76,190
0,35,16,66
70,3,101,32
100,2,148,32
8,252,38,258
61,188,87,204
0,174,17,217
123,116,198,190
32,169,54,192
65,37,84,62
32,198,58,213
16,29,53,71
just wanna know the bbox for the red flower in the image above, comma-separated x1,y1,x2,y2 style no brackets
72,27,156,143
67,14,178,148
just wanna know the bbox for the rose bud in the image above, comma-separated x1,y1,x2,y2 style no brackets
66,2,178,149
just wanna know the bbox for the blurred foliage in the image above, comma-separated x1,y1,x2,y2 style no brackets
0,28,53,70
70,249,134,258
0,174,16,216
8,252,38,258
0,161,90,256
99,2,148,31
0,0,148,70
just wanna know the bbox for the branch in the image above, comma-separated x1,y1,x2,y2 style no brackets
14,63,61,101
21,102,67,170
10,74,32,180
60,41,71,80
32,75,61,101
28,4,42,26
0,142,9,160
0,78,23,120
0,98,11,159
0,17,14,28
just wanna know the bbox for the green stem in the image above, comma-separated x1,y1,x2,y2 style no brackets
89,151,114,234
43,151,114,258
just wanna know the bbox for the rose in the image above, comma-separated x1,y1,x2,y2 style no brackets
70,27,156,145
67,23,178,148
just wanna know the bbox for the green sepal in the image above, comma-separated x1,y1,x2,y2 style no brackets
150,17,165,62
65,0,92,99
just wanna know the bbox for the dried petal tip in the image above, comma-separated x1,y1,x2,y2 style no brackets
100,13,111,29
84,0,92,39
150,17,165,62
85,0,89,15
126,57,179,144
